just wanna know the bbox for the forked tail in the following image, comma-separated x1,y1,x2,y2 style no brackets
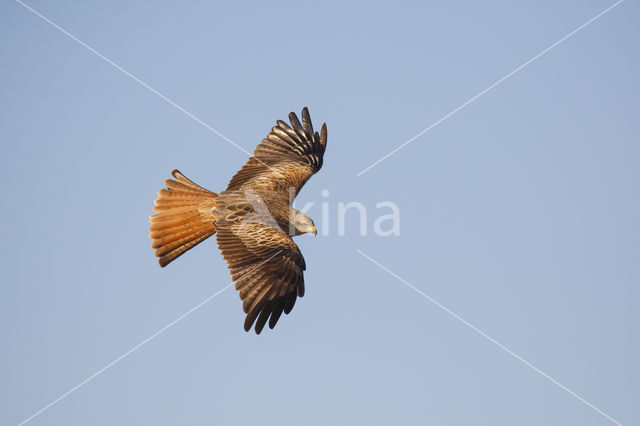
149,170,218,267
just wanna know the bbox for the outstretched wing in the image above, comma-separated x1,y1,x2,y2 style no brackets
226,107,327,197
216,218,306,334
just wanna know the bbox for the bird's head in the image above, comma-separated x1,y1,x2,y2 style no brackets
290,210,317,236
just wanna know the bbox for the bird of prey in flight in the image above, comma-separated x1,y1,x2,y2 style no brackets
149,108,327,334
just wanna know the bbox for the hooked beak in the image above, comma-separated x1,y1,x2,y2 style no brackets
310,226,317,236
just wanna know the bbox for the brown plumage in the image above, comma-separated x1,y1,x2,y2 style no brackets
149,107,327,334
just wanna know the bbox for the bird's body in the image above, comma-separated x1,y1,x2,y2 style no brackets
149,108,326,333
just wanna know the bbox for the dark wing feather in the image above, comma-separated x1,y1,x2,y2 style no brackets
226,107,327,197
215,219,306,334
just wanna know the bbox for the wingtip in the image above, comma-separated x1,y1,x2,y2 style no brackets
288,110,299,122
320,123,327,147
301,107,313,138
244,322,263,335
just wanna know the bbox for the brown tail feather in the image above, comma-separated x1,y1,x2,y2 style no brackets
150,169,218,267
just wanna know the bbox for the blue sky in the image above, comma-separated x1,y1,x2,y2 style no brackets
1,1,638,425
